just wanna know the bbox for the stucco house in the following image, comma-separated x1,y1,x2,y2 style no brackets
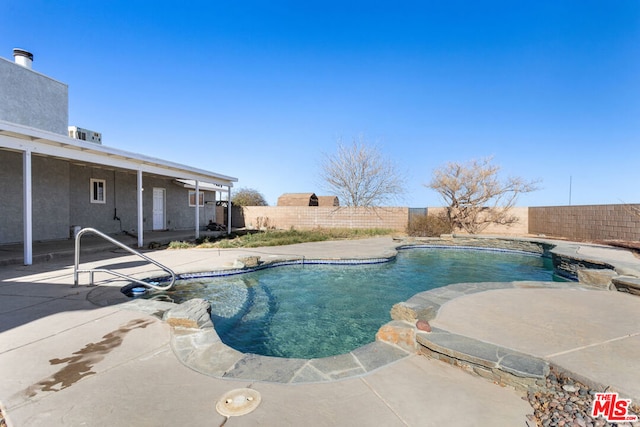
0,49,238,264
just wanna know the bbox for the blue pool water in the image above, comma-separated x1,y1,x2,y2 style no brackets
158,247,559,359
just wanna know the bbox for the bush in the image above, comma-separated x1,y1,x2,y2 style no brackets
406,213,453,237
166,228,396,250
168,240,195,249
205,228,395,248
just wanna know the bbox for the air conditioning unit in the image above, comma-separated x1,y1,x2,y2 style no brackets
68,126,102,144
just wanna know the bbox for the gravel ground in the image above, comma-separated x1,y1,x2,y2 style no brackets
527,368,639,427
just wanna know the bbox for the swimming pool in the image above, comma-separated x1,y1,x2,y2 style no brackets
146,246,561,359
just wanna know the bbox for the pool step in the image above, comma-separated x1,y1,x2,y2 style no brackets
415,327,549,392
374,318,549,392
385,280,589,393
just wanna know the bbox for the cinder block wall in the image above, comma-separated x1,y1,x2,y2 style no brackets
236,206,529,234
238,206,410,231
529,204,640,241
427,207,529,236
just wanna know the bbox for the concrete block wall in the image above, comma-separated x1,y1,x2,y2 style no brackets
426,207,528,236
236,206,528,234
0,150,24,243
0,149,218,244
529,204,640,241
69,164,118,234
0,152,71,243
67,169,215,234
238,206,410,231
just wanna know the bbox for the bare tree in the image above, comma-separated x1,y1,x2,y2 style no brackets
232,187,268,206
320,137,406,207
427,157,540,234
624,204,640,218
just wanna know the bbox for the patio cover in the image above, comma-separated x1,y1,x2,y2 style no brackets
0,119,238,265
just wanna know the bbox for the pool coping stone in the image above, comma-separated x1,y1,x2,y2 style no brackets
115,236,640,391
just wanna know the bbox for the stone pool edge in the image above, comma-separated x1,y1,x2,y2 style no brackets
90,236,640,385
382,236,640,398
116,296,413,384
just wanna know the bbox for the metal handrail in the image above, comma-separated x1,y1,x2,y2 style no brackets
73,227,176,291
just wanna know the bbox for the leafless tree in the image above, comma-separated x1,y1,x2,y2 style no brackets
320,137,406,207
231,187,268,206
624,204,640,218
426,157,540,234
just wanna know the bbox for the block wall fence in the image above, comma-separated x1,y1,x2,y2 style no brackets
233,206,529,235
426,207,529,236
235,206,410,231
232,205,640,241
528,204,640,241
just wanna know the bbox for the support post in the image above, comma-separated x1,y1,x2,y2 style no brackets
227,186,232,235
195,180,200,239
137,170,144,248
23,150,33,265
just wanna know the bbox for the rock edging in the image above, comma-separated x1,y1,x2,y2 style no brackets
379,279,636,401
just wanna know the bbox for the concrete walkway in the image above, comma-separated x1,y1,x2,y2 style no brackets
1,236,639,426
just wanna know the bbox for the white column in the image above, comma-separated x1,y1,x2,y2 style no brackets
23,150,33,265
212,191,217,223
227,186,232,235
137,170,143,248
195,180,200,239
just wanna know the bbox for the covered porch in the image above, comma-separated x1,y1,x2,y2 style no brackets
0,120,238,265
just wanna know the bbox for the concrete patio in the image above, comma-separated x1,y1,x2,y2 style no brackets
1,235,639,426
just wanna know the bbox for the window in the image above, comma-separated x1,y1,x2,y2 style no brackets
90,179,106,203
189,190,204,207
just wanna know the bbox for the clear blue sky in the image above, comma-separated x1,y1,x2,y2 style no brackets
2,1,638,207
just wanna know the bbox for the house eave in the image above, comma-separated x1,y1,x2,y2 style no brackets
0,119,238,187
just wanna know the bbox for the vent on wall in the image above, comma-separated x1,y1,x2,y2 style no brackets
68,126,102,144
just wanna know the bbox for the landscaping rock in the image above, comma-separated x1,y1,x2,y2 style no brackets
527,367,640,427
233,255,261,268
163,298,212,329
416,319,431,332
577,269,617,289
390,300,438,323
375,321,417,352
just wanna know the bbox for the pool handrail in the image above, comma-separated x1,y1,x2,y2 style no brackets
73,227,176,291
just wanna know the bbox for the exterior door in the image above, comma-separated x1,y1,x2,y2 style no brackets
152,188,165,230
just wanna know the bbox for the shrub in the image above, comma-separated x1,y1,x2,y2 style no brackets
406,213,453,237
166,228,396,250
168,240,195,249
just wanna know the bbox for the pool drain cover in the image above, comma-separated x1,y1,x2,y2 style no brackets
216,388,261,417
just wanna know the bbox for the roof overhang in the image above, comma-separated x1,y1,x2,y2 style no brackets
0,120,238,188
173,179,227,192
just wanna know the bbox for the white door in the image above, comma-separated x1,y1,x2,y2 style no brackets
152,188,165,230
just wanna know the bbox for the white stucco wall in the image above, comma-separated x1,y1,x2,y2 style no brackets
0,56,68,135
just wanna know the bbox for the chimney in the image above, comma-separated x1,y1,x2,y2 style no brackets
13,48,33,69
